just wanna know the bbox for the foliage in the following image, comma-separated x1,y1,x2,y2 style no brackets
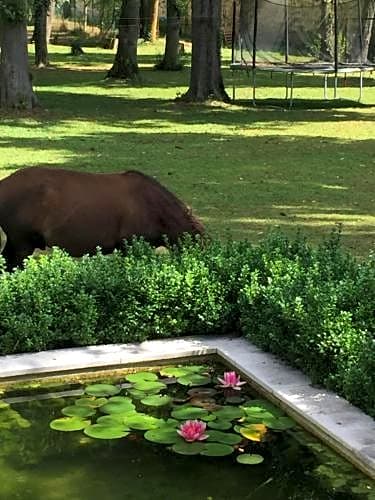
0,230,374,417
0,0,28,22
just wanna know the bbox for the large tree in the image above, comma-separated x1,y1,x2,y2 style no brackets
0,1,38,109
107,0,140,80
34,0,49,67
155,0,183,70
181,0,229,102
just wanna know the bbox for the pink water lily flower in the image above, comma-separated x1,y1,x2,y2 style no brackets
217,371,246,390
177,420,208,442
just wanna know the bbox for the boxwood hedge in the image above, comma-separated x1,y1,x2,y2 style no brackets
0,231,373,417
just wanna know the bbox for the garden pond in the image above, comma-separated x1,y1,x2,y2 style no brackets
0,361,374,500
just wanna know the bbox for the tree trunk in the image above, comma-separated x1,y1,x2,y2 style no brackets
47,0,55,41
320,0,334,60
181,0,229,102
360,0,375,62
150,0,159,42
155,0,181,70
0,18,38,109
140,0,151,41
107,0,140,80
34,0,49,68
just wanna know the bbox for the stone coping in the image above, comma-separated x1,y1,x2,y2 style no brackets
0,335,374,480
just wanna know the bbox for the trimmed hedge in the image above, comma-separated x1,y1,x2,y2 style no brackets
0,231,373,417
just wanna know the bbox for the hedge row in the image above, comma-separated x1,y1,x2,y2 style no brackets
0,231,373,417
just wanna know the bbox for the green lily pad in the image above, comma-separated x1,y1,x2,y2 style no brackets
177,374,211,387
127,388,161,399
213,406,244,421
144,428,180,444
50,417,90,432
133,381,167,392
182,365,207,373
125,372,159,383
236,454,264,465
159,367,191,378
265,416,295,430
171,406,209,420
84,424,129,439
207,430,242,445
85,384,121,397
201,414,217,422
241,400,284,417
0,400,10,410
141,395,173,407
125,414,161,430
156,418,179,429
208,420,233,430
96,415,131,428
100,399,136,414
172,441,205,455
201,443,234,457
61,405,96,418
75,397,108,408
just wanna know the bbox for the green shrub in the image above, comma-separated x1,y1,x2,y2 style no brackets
0,231,373,416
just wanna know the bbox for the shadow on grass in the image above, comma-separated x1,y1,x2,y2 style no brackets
0,130,373,256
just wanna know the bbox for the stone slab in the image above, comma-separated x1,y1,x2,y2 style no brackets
0,335,374,479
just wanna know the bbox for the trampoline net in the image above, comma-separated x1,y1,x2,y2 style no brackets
234,0,375,67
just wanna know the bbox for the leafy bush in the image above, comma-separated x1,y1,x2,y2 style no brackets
0,231,373,416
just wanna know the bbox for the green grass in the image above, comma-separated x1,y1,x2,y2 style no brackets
0,41,374,255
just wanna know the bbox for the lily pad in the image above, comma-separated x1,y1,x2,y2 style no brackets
133,381,167,392
159,367,191,378
242,399,284,417
265,416,295,430
96,415,130,428
236,454,264,465
0,400,10,410
177,374,211,387
125,372,159,383
207,430,242,445
61,405,96,418
187,388,218,398
208,420,233,430
50,417,90,432
100,399,136,414
171,406,209,420
84,424,129,439
144,428,180,444
239,424,268,442
213,406,244,421
127,388,161,399
156,418,179,429
225,395,245,405
125,414,161,430
190,396,219,411
200,443,234,457
85,384,121,397
141,395,173,407
75,397,108,408
171,441,205,455
182,365,207,373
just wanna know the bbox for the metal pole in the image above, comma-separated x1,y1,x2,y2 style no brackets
285,0,289,64
231,1,237,65
252,0,259,69
357,0,364,64
333,0,339,98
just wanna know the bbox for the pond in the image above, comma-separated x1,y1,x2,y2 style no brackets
0,362,374,500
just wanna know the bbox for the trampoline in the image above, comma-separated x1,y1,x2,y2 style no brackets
230,0,375,107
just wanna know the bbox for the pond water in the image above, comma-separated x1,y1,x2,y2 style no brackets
0,363,374,500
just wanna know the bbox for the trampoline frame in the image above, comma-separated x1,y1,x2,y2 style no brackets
230,0,375,107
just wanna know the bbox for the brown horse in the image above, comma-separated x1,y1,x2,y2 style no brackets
0,167,204,271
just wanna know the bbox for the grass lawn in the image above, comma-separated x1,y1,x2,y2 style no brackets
0,41,374,256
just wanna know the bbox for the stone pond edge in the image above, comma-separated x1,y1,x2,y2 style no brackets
0,335,374,480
